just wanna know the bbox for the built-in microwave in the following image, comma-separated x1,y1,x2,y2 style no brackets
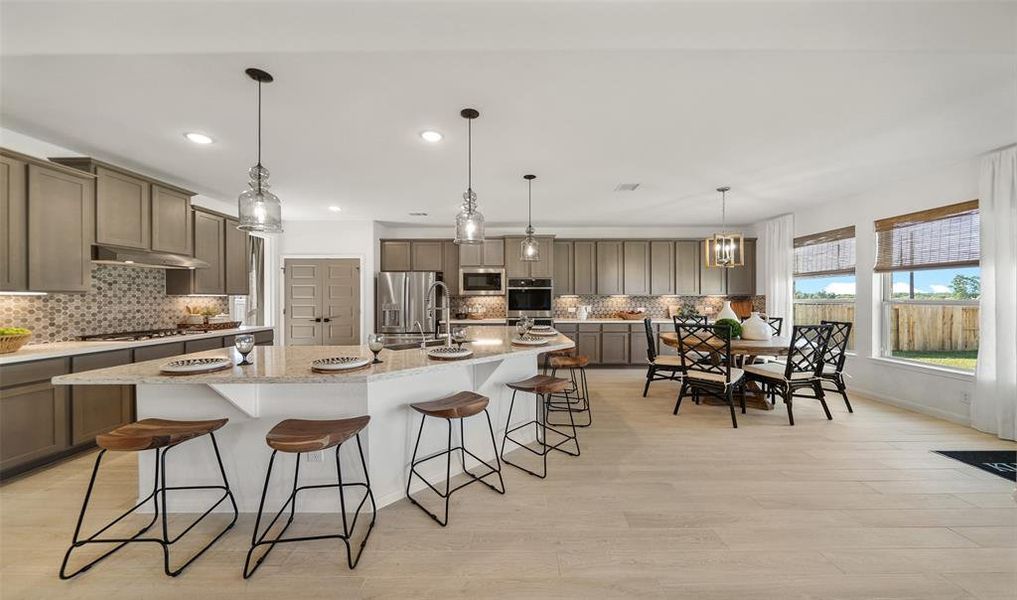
459,268,506,296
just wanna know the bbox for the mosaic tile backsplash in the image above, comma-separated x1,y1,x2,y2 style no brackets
0,265,229,344
449,294,764,320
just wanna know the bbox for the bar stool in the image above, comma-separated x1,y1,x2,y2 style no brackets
406,391,505,527
244,416,376,578
501,375,580,479
59,418,238,579
541,347,575,374
547,354,592,427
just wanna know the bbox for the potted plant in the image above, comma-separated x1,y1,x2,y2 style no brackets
713,318,742,340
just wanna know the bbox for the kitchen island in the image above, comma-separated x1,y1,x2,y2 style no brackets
52,326,574,513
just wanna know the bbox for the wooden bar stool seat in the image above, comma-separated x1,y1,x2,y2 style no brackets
548,355,590,369
407,391,505,526
96,418,228,452
61,417,237,579
266,416,370,453
411,391,489,420
506,375,571,395
245,416,376,578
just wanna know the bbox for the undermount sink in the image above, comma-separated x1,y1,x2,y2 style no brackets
381,336,474,351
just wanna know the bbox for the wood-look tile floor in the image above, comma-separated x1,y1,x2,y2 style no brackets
2,369,1015,599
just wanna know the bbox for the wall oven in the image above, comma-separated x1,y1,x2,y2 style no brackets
507,278,553,319
459,268,505,296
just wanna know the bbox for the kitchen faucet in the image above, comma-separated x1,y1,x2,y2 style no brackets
425,280,453,347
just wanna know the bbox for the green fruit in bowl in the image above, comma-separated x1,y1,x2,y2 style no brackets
0,327,31,336
713,318,742,340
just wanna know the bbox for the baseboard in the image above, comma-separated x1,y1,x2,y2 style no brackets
848,385,970,426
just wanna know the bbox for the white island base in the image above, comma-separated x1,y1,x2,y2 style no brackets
135,351,544,513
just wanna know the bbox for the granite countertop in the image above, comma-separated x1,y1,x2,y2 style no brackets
0,325,276,366
554,317,676,324
51,326,574,385
440,318,507,325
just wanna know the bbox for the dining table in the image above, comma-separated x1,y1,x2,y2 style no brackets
658,332,791,410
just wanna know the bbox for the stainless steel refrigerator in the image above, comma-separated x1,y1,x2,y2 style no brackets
376,271,442,334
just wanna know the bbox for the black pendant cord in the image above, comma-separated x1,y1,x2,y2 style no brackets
527,178,532,229
466,117,473,206
720,188,725,229
257,79,262,169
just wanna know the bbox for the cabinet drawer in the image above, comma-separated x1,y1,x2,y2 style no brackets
602,323,630,333
184,337,223,353
555,323,578,333
254,330,274,344
133,342,185,362
578,324,601,332
1,357,69,388
630,323,647,332
72,349,132,372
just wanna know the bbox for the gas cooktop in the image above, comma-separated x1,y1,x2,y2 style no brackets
79,329,203,342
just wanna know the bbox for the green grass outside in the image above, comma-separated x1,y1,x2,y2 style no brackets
892,350,977,371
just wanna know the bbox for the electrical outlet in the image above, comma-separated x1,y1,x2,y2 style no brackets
568,306,576,313
960,393,971,405
306,451,324,463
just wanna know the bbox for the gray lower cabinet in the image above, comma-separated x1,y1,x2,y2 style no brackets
601,324,630,364
675,240,701,295
576,332,600,364
623,241,649,295
649,241,674,295
70,350,133,446
596,241,623,295
27,163,95,292
0,152,28,291
254,329,275,345
630,332,649,365
0,358,70,478
573,241,597,295
185,337,224,353
134,341,185,362
552,241,574,295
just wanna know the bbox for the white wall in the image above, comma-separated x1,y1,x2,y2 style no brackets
790,157,979,424
276,220,378,343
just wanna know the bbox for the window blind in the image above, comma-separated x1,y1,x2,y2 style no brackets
794,226,856,277
873,200,979,273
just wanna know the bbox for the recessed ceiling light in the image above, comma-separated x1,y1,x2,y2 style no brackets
419,130,443,143
184,132,214,145
328,206,342,212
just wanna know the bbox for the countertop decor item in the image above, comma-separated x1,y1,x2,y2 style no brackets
234,334,256,365
527,328,558,337
453,108,485,244
160,357,233,375
740,312,772,340
427,346,474,360
237,67,283,234
368,334,385,363
616,310,646,320
311,356,372,372
714,318,743,340
704,186,744,268
716,300,739,322
511,335,549,346
576,305,592,320
177,321,242,331
0,328,32,354
519,174,540,261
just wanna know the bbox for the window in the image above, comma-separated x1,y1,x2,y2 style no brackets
876,201,979,371
793,226,856,349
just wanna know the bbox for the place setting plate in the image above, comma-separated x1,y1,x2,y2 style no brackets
160,357,233,375
526,328,559,337
311,356,372,373
427,345,475,361
511,335,550,346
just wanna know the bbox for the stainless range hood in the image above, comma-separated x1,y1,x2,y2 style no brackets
91,245,209,270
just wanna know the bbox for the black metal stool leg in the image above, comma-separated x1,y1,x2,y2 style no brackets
340,433,376,568
501,390,549,479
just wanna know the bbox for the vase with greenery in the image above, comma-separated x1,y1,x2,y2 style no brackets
714,318,742,340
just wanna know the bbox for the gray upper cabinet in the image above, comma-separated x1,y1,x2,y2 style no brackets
380,240,412,271
726,239,756,295
649,241,674,295
504,235,554,279
529,236,554,278
411,241,443,271
27,164,94,292
224,218,249,295
700,240,727,295
596,241,623,295
459,238,503,267
623,241,650,295
151,185,192,255
675,240,701,295
94,166,150,250
503,236,528,278
573,241,597,295
552,240,574,295
166,209,225,295
442,240,460,295
0,152,27,291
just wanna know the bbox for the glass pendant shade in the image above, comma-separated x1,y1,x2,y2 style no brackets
238,164,283,233
704,232,745,268
454,189,485,244
520,227,540,261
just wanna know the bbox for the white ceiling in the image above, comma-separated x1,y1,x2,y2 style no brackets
2,1,1015,227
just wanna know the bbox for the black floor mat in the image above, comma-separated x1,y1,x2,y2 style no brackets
934,450,1017,482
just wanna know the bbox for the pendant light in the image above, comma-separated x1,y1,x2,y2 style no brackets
704,186,744,268
454,108,485,244
520,174,540,261
237,68,283,233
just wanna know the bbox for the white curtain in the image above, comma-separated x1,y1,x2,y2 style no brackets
972,146,1017,440
762,214,795,325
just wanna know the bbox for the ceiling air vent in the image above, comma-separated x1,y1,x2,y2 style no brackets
614,183,640,192
409,212,429,217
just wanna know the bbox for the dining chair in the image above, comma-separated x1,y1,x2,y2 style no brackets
641,318,683,397
767,316,784,336
819,320,853,413
673,324,745,428
743,324,833,426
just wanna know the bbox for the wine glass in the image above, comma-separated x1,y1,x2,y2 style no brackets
451,327,467,348
368,333,384,364
234,334,255,365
